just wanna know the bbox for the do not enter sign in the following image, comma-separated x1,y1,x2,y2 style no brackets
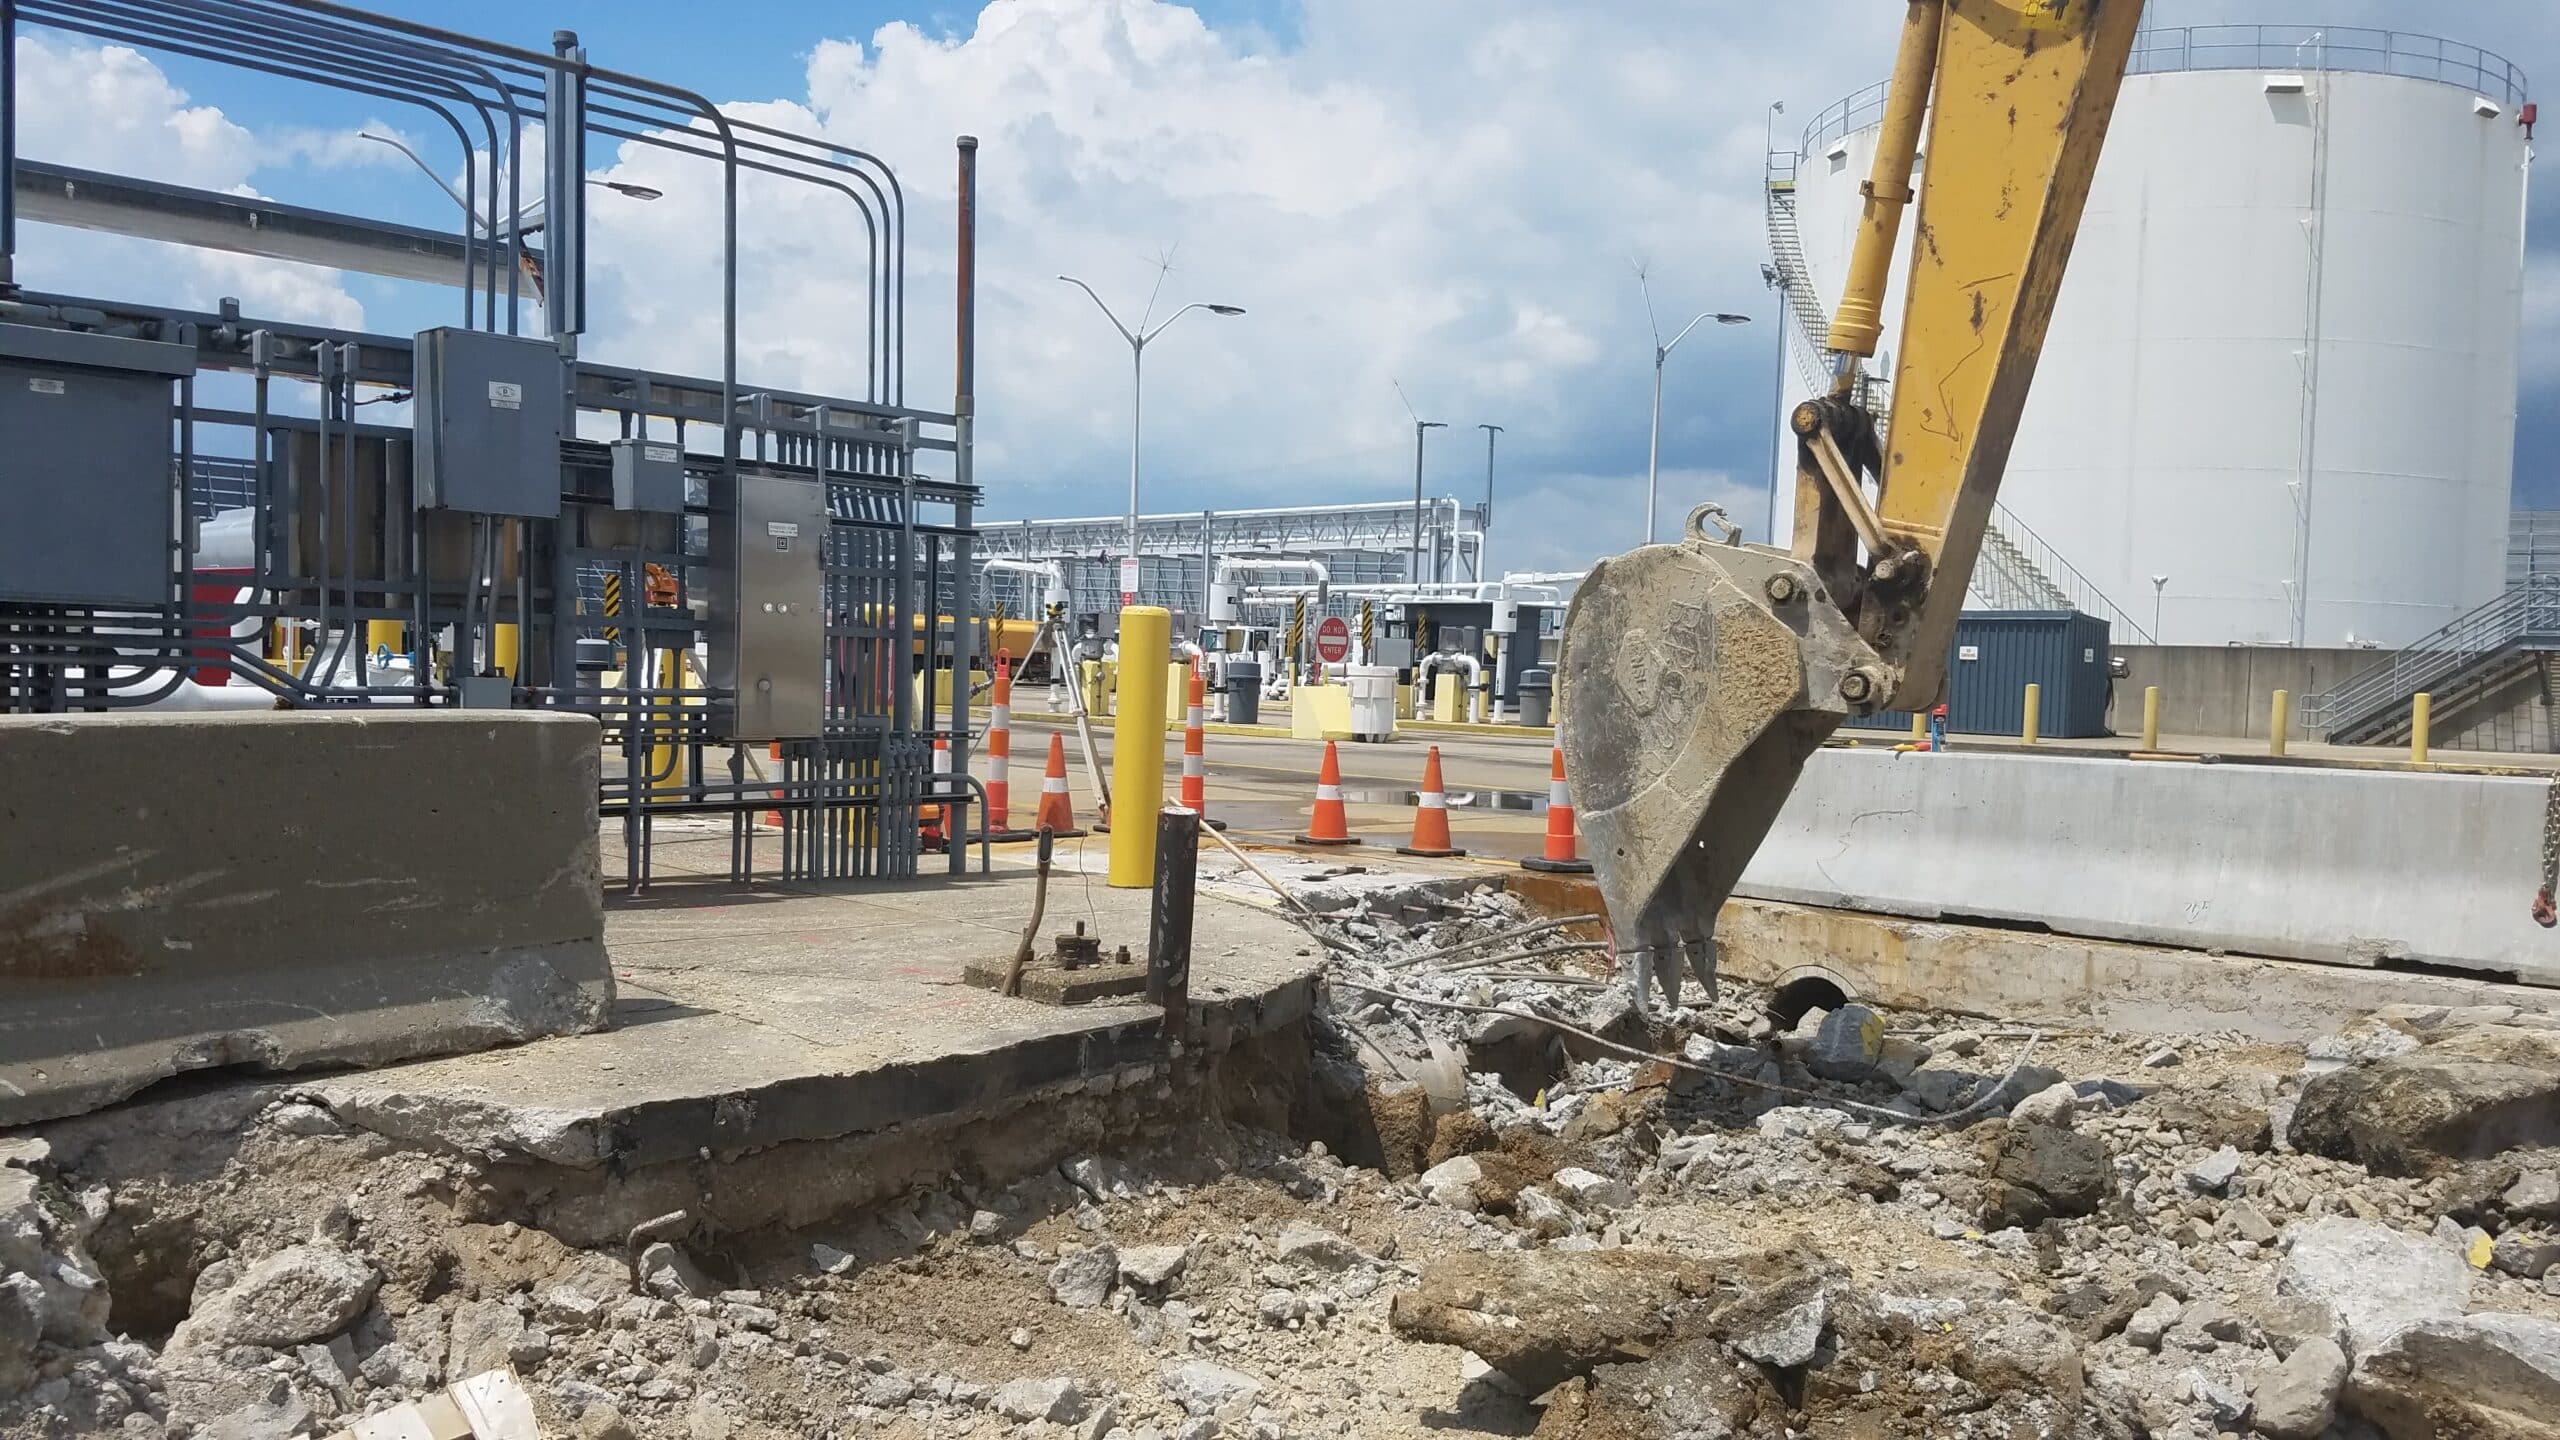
1314,615,1352,663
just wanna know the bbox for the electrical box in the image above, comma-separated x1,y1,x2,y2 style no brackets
1372,636,1415,670
0,324,194,607
610,437,686,513
711,472,827,740
413,327,562,518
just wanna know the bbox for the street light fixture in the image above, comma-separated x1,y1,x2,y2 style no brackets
358,132,659,235
2151,574,2169,642
1637,267,1750,545
1058,276,1246,604
1476,422,1503,579
1394,382,1447,584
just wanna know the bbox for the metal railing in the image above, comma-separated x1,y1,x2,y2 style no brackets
1801,25,2527,158
2304,576,2560,731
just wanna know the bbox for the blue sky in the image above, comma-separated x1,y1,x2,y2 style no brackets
10,0,2558,585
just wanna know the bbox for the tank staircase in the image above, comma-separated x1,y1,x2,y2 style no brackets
2304,578,2560,749
1765,149,2153,642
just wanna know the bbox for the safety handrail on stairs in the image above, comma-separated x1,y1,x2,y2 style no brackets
2305,576,2560,731
1764,150,2155,644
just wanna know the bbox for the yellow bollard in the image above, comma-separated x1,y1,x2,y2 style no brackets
2269,689,2291,757
1166,659,1191,725
2412,692,2432,765
1910,711,1927,743
2140,685,2160,752
1080,659,1108,718
1107,607,1172,889
366,619,403,656
492,623,520,678
1432,671,1461,723
649,648,683,795
2021,683,2040,745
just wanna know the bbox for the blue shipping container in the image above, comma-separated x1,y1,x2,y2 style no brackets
1842,610,2115,739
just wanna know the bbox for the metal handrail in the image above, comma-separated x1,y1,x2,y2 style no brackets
1801,25,2527,156
2308,576,2560,728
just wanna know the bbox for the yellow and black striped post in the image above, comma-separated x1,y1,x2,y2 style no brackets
600,571,624,650
1359,600,1374,663
1287,594,1308,683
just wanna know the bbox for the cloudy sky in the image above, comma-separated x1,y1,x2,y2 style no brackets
11,0,2557,577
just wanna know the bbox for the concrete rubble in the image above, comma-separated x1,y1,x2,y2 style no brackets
2,870,2558,1439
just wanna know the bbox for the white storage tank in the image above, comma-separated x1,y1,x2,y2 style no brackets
1774,25,2533,647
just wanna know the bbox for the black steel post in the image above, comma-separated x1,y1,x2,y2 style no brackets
1147,807,1199,1031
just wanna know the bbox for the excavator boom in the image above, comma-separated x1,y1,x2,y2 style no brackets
1558,0,2146,1004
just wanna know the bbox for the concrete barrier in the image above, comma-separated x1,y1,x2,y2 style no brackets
1,711,613,1124
1737,747,2557,987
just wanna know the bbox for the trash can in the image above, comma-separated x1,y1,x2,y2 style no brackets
1346,664,1400,742
1516,669,1553,728
1224,659,1262,726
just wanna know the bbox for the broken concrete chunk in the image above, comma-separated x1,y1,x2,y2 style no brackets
2505,1167,2560,1221
1551,1167,1633,1211
1274,1221,1364,1271
1513,1188,1578,1239
1728,1287,1828,1369
993,1376,1089,1424
2290,1025,2560,1176
1118,1244,1191,1291
1979,1123,2112,1231
2124,1293,2181,1351
2275,1218,2471,1357
2008,1082,2079,1129
1388,1248,1707,1394
1161,1359,1262,1417
1048,1244,1118,1308
1807,1004,1883,1082
2142,1046,2185,1068
2239,1293,2348,1360
174,1245,380,1351
1905,1068,1983,1113
2347,1313,2560,1438
636,1242,718,1302
2250,1335,2349,1440
2182,1145,2244,1196
1417,1156,1484,1212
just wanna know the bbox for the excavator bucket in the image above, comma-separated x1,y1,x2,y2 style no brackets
1555,522,1878,1001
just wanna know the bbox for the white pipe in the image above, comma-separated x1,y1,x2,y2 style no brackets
1412,650,1484,718
979,556,1072,612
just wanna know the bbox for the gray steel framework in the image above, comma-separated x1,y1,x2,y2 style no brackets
0,0,980,891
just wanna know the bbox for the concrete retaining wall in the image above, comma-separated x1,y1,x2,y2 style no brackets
2113,644,2377,740
0,711,613,1124
1736,747,2556,987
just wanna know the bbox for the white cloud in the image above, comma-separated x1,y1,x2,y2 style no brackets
10,33,366,330
13,0,2559,550
560,0,1917,567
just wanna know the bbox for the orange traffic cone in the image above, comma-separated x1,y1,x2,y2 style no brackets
1178,664,1228,832
978,652,1037,841
1033,732,1085,837
1397,745,1466,858
1521,744,1593,873
1296,740,1360,847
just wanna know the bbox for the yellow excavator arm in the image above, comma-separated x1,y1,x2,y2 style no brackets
1557,0,2145,1004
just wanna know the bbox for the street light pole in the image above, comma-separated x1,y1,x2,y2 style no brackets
1636,269,1751,545
1058,277,1245,606
1410,418,1447,584
1477,423,1502,580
